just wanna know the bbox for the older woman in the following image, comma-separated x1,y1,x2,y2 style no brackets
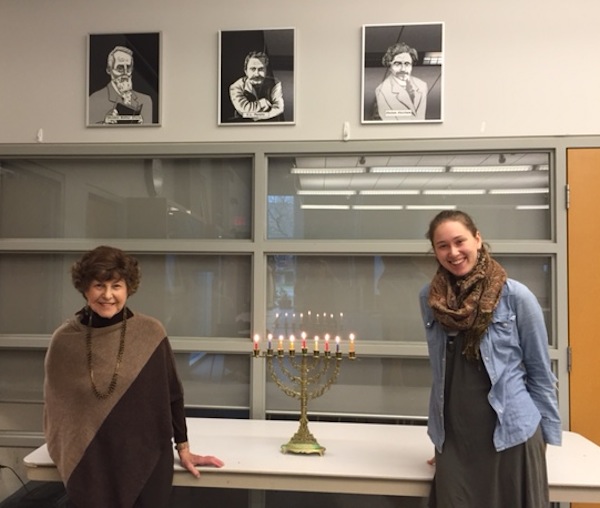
373,42,428,121
44,245,223,508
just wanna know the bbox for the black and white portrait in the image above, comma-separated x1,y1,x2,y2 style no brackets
87,32,161,127
362,23,443,124
219,28,295,125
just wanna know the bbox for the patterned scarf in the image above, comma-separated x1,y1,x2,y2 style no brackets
428,246,507,360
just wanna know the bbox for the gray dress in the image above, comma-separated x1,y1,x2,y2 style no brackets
428,334,549,508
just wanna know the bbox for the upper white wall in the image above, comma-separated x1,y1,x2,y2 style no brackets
1,0,599,144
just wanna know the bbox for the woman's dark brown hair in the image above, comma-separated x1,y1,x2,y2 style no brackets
71,245,141,296
426,210,479,245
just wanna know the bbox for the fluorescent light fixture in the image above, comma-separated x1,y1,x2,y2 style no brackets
352,205,404,210
449,165,532,173
297,190,356,196
515,205,550,210
405,205,457,211
358,189,420,195
300,204,350,210
537,165,549,171
488,188,549,195
291,167,367,174
423,189,486,195
423,52,443,65
370,166,446,173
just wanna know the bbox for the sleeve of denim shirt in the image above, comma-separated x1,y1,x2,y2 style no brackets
511,280,562,445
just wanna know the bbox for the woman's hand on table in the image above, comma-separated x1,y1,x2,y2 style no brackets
178,448,225,478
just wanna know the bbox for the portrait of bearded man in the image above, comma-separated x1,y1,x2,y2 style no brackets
88,38,157,126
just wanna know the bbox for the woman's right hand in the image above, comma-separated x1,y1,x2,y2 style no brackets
427,455,436,466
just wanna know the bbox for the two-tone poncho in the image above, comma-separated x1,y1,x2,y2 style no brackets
44,310,187,508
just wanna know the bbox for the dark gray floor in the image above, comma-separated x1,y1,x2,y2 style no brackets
1,483,428,508
171,488,428,508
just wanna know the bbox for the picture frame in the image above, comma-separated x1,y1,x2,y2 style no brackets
362,22,444,124
218,28,295,126
87,32,161,127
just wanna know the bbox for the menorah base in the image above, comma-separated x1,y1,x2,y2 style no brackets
280,440,325,456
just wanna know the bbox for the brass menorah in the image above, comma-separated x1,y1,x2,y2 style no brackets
253,312,356,455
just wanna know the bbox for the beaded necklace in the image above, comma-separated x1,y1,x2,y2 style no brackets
85,308,127,400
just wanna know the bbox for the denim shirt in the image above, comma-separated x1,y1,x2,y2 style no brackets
420,278,562,452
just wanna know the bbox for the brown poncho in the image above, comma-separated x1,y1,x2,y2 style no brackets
44,312,187,508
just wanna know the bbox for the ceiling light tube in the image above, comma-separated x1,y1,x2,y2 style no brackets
370,166,446,173
359,190,420,195
449,165,532,173
423,189,486,195
405,205,457,211
352,205,404,210
300,204,350,210
291,168,367,174
515,205,550,210
297,190,357,196
488,188,549,195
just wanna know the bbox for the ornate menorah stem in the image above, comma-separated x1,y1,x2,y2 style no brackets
267,351,342,455
253,322,356,456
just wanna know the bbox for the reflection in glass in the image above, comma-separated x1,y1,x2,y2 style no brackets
267,357,432,419
0,157,252,239
0,351,46,433
267,255,553,343
0,253,251,337
175,353,250,410
268,153,551,240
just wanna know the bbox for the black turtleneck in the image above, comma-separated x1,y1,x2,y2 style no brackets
78,307,133,328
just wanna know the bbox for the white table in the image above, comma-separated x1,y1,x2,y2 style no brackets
24,417,600,503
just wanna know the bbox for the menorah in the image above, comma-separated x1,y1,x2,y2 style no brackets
253,311,356,456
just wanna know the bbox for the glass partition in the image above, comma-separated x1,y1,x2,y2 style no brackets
0,253,251,337
268,152,551,240
175,353,250,409
0,157,252,239
266,254,553,344
266,357,431,419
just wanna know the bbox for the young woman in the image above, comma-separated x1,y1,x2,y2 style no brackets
420,210,561,508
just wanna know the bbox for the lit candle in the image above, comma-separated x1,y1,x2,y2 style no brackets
253,334,260,357
335,335,341,358
289,335,296,356
301,331,307,353
324,334,330,356
278,334,284,356
267,333,273,355
313,336,320,357
349,333,356,358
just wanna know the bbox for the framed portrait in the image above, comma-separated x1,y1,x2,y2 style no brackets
219,28,295,126
362,23,444,124
87,32,161,127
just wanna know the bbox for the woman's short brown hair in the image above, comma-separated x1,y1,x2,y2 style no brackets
71,245,141,296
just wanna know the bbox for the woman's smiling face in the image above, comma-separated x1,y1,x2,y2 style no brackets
432,219,482,277
84,278,128,318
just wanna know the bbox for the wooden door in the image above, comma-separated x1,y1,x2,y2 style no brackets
567,148,600,508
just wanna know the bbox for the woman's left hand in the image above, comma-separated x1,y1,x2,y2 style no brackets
178,448,225,478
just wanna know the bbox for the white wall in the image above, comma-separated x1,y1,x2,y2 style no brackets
1,0,600,145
